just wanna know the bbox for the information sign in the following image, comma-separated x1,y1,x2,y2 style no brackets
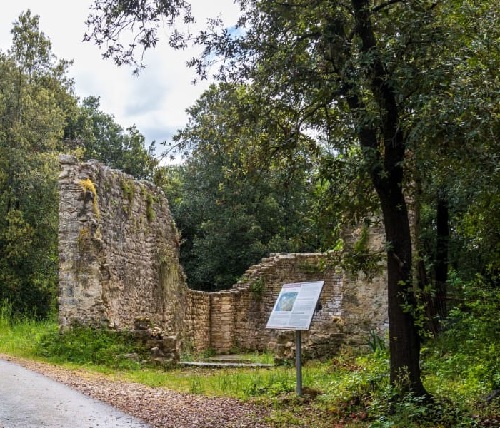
266,281,324,330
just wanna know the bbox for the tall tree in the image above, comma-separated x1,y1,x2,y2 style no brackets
66,95,158,179
85,0,500,395
190,0,498,395
0,11,77,317
0,10,166,317
403,0,500,331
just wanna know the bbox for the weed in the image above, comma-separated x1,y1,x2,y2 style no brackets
0,306,56,357
120,179,135,215
367,330,387,353
0,299,13,326
36,326,149,370
189,377,204,394
201,347,216,359
249,278,265,299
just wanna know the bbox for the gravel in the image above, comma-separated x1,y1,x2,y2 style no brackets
0,355,272,428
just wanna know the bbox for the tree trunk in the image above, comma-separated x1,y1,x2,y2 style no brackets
351,0,428,396
377,182,426,395
419,189,449,336
433,190,449,323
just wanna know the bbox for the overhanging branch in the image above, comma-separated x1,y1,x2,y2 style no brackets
372,0,405,13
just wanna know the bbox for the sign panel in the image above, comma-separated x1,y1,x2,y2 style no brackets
266,280,324,330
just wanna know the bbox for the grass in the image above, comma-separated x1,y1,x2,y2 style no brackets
1,297,498,427
0,301,56,358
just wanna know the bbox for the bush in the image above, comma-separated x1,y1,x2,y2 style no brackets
424,277,500,398
36,326,148,370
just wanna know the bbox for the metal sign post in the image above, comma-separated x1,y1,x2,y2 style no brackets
266,281,324,397
295,330,302,396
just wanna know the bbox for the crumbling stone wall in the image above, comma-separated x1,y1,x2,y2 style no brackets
59,157,388,359
58,155,185,338
184,249,388,358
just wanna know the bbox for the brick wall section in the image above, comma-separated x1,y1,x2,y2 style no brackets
209,292,237,352
59,157,388,359
341,221,388,347
183,251,388,357
183,290,211,351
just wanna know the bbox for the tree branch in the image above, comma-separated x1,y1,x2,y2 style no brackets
372,0,405,13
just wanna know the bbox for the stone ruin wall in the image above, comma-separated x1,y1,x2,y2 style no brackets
58,157,388,358
58,155,185,337
184,245,388,359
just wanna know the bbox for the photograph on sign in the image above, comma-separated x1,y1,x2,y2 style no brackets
266,281,324,330
275,291,298,311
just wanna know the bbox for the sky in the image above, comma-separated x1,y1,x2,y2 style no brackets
0,0,241,156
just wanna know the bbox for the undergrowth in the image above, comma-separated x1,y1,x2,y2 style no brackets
0,300,55,357
0,284,498,428
36,326,150,370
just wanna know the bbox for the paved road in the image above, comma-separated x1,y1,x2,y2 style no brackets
0,359,151,428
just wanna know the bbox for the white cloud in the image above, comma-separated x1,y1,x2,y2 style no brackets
0,0,241,149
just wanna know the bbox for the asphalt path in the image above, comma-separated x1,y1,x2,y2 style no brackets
0,359,151,428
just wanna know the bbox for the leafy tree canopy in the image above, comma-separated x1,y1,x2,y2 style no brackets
0,10,161,317
0,11,77,317
84,0,500,396
163,83,328,290
66,95,158,179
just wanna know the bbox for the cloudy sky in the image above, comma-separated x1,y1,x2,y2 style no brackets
0,0,240,154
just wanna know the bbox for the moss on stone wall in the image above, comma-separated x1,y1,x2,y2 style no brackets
79,178,100,218
60,158,388,360
120,178,135,216
145,192,155,222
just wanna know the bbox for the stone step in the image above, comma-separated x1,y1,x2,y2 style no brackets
207,355,252,363
178,361,273,368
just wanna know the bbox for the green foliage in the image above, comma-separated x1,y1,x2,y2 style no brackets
249,278,265,299
0,12,69,318
84,0,193,74
1,298,499,428
36,326,148,370
0,11,161,318
424,276,500,397
65,96,158,179
85,0,500,395
342,221,385,279
120,178,135,202
68,96,158,180
188,376,204,394
163,83,330,291
0,300,57,357
369,391,479,428
120,178,135,215
367,330,387,354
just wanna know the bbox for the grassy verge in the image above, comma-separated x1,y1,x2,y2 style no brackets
0,302,56,358
0,299,498,427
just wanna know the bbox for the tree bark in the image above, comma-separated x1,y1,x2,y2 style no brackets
350,0,427,396
433,190,449,322
377,181,426,395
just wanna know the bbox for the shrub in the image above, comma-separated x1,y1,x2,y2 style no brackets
36,326,148,370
